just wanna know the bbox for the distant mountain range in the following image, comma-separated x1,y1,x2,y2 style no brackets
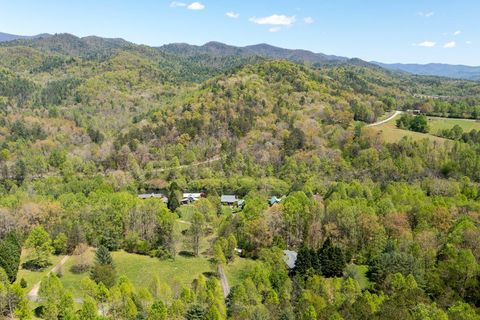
1,31,479,81
372,62,480,81
0,32,51,42
158,41,350,65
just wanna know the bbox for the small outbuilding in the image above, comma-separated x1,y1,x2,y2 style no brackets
221,195,238,206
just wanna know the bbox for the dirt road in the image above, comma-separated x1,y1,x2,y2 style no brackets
27,255,70,301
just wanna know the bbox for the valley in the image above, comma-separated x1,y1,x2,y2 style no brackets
0,31,479,320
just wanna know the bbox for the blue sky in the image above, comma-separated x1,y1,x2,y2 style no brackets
0,0,478,65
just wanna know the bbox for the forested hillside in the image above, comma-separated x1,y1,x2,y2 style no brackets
1,34,480,319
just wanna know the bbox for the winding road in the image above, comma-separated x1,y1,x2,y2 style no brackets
366,111,403,127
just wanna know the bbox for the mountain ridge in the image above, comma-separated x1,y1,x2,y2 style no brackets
373,61,480,81
159,41,480,80
0,32,51,42
1,31,479,80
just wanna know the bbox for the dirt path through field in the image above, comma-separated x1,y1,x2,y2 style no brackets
27,255,70,301
218,265,230,298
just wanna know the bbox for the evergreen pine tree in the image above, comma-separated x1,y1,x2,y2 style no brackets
148,300,167,320
95,245,114,266
167,182,181,212
294,246,313,275
319,239,346,278
90,245,116,288
0,232,22,283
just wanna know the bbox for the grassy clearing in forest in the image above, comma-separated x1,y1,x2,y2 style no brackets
224,257,261,287
59,250,212,298
428,117,480,134
15,251,63,292
370,113,447,143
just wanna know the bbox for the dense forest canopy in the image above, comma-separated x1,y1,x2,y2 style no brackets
0,34,480,319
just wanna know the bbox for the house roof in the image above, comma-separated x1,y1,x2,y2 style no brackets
283,250,298,269
183,193,202,199
138,193,164,199
221,195,237,203
269,196,282,205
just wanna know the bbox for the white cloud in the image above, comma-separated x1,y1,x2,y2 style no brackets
187,2,205,10
415,41,436,48
444,41,456,48
453,30,461,36
304,17,314,24
170,1,186,7
269,27,281,33
418,11,434,18
226,12,240,19
250,14,296,26
466,41,472,45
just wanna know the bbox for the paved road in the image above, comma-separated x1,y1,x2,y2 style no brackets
366,111,403,127
218,265,230,298
27,255,70,301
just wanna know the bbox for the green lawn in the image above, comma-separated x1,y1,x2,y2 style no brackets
224,257,260,287
15,252,63,292
58,218,215,298
428,117,480,134
370,113,480,143
59,250,213,298
370,113,447,143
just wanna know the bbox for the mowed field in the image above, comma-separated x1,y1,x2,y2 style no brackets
15,252,63,292
16,217,255,300
60,250,213,298
368,113,480,143
428,117,480,134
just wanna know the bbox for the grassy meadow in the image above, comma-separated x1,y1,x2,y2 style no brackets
368,113,480,143
15,251,63,293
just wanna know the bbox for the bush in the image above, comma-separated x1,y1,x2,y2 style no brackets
124,232,152,255
70,264,91,274
20,278,27,288
396,114,429,133
149,248,172,260
53,233,68,255
90,264,116,288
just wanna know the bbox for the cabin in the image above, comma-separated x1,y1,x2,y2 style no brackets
181,192,204,204
221,195,238,206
